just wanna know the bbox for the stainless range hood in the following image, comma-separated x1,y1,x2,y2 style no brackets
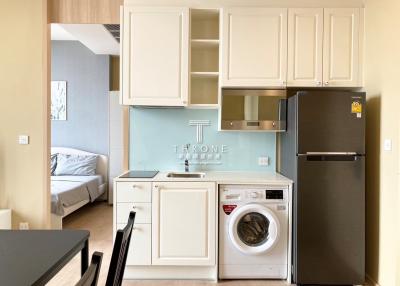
220,89,287,131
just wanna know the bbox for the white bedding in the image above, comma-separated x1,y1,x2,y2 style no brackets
51,175,104,216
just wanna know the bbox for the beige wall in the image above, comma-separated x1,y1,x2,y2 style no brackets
0,0,50,229
364,0,400,285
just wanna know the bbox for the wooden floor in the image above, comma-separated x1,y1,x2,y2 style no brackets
47,202,290,285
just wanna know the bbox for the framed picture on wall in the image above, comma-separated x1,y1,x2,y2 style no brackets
51,81,67,121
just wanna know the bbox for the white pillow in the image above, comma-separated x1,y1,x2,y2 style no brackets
54,154,98,176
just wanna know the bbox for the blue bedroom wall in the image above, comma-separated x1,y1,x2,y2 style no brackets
51,41,110,155
130,108,276,172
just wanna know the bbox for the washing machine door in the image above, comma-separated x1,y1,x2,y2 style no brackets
228,204,280,255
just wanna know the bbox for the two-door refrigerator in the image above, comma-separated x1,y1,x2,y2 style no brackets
280,90,365,285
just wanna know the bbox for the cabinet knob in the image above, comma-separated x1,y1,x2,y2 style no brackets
324,81,329,85
281,81,287,86
316,81,322,86
132,205,136,209
132,184,138,189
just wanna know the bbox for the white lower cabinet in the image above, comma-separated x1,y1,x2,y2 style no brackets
116,182,152,202
116,202,151,224
118,223,152,266
115,180,217,269
115,181,152,266
152,182,216,266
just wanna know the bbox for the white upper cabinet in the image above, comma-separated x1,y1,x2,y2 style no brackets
323,8,362,87
221,8,288,87
121,7,189,106
287,8,323,87
152,182,216,266
120,5,365,106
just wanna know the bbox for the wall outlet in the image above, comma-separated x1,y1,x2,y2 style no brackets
18,135,29,145
258,156,269,166
19,222,29,230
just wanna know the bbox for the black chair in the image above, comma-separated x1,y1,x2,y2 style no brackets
106,211,136,286
76,251,103,286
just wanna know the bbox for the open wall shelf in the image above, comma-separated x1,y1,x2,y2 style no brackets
191,43,219,72
191,9,219,40
190,8,220,107
190,76,218,105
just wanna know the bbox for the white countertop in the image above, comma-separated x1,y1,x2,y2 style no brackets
115,171,292,185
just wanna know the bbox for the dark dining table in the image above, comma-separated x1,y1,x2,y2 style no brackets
0,230,89,286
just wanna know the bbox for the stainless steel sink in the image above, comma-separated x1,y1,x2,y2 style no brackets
166,172,206,178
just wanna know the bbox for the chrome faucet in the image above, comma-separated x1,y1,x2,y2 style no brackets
184,143,190,172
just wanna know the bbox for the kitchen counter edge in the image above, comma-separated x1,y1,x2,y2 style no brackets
114,171,292,185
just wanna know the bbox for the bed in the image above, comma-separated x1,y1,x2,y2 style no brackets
50,147,108,229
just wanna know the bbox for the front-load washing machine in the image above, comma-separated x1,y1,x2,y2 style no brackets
219,184,290,279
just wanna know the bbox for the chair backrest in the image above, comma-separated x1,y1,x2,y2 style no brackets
106,211,136,286
76,251,103,286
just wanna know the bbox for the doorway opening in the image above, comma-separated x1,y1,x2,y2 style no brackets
49,23,125,231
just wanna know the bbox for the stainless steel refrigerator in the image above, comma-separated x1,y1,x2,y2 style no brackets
280,90,365,285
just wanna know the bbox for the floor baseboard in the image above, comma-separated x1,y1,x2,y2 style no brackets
366,274,380,286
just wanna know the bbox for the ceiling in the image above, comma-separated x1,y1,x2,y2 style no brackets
51,24,120,56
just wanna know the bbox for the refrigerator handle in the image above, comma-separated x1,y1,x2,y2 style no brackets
303,154,360,162
304,152,358,156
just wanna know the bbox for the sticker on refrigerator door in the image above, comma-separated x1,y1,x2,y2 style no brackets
351,101,362,118
351,101,362,113
222,205,237,215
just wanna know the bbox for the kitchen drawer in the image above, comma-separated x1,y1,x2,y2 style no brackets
116,202,151,224
116,182,151,202
117,223,151,265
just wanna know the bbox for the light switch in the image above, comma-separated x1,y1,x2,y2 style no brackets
18,135,29,145
384,139,392,151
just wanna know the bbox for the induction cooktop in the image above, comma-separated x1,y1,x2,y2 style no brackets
119,170,159,179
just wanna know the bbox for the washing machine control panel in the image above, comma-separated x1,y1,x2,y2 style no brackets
220,185,289,203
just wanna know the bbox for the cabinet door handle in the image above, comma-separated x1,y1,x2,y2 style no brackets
154,185,160,190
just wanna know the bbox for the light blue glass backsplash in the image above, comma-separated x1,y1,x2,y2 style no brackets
130,108,276,172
